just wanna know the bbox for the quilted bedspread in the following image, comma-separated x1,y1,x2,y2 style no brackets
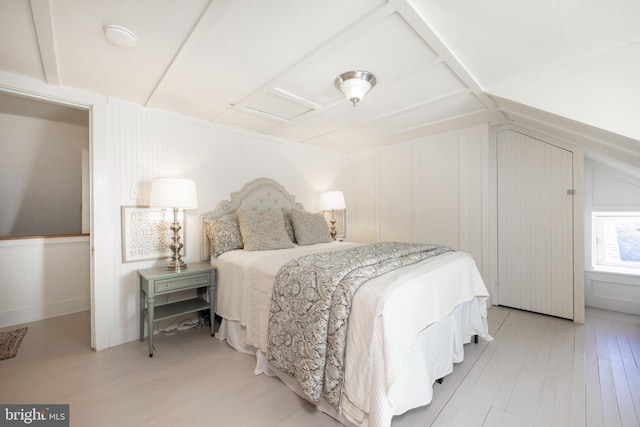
266,242,452,411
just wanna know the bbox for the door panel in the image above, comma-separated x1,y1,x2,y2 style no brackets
497,130,574,319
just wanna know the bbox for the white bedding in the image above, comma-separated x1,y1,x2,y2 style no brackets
213,241,491,427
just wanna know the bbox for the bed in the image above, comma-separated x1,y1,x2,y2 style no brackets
200,178,492,427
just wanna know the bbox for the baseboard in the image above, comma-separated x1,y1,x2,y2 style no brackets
585,271,640,315
0,297,90,328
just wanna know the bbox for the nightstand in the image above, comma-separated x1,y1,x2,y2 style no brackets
138,262,216,357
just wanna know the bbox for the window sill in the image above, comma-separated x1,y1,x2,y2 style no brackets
588,266,640,277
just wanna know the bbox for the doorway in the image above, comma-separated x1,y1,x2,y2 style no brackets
0,90,92,344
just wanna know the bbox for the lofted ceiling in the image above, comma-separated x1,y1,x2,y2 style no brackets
0,0,638,165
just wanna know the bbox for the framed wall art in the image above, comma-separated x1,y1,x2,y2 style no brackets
121,206,185,263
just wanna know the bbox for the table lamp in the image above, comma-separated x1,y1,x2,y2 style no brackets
149,177,198,270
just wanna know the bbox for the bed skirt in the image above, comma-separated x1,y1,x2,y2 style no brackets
215,298,487,427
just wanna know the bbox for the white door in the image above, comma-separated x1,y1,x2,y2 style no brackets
497,130,574,319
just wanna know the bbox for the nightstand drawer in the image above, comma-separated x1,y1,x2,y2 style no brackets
154,272,211,293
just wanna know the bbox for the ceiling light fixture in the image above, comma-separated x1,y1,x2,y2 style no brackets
334,70,376,107
103,25,137,48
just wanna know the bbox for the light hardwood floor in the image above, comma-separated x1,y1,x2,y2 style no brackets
1,306,638,427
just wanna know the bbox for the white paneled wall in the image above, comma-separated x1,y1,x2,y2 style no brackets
347,125,490,280
345,151,377,244
584,158,640,315
413,136,461,248
0,236,90,327
106,100,348,345
378,143,413,242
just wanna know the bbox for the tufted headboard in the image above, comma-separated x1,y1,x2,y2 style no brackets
200,177,304,261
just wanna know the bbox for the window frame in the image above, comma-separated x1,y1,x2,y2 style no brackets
592,211,640,271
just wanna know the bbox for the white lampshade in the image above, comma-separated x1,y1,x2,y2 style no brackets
149,178,198,209
320,191,346,211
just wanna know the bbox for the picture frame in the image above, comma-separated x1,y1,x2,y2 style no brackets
121,206,185,263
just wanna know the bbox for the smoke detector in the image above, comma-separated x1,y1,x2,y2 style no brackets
103,25,137,48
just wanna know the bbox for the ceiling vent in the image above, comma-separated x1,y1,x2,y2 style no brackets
244,89,321,122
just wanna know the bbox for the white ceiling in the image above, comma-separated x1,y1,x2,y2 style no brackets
0,0,638,165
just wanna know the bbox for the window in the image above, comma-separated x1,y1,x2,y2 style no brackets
593,212,640,270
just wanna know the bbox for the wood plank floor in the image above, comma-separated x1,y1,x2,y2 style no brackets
0,306,638,426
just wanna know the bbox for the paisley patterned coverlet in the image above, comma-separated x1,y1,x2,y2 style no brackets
267,242,452,411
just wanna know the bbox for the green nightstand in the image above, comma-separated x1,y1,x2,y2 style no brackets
138,262,216,357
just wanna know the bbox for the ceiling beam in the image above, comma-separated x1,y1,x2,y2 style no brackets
388,0,508,126
30,0,59,85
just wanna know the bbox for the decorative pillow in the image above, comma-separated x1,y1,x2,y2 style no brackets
237,209,295,251
283,211,296,243
204,219,243,258
290,209,332,246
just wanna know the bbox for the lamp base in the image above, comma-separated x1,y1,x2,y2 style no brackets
164,259,187,271
165,207,187,271
329,211,337,241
